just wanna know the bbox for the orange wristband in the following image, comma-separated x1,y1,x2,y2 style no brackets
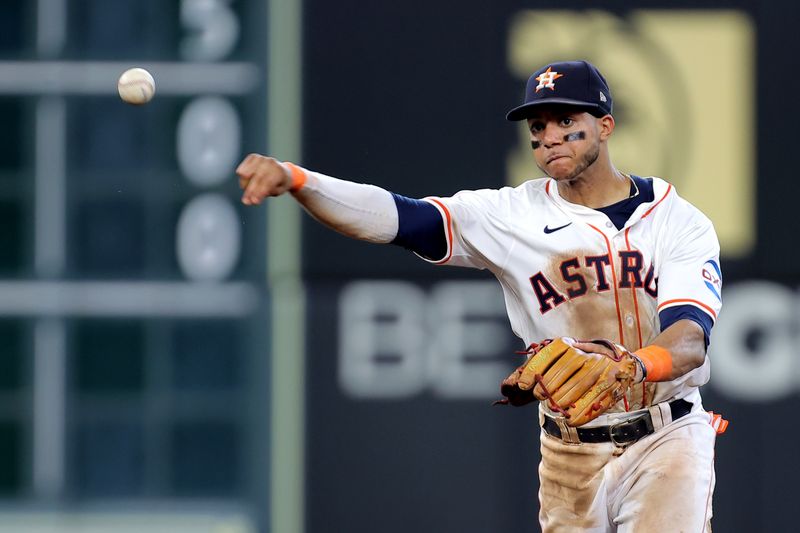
284,162,307,192
633,345,673,382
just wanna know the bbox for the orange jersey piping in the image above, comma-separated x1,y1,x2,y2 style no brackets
657,298,717,320
641,184,672,219
623,227,646,407
425,198,454,264
587,223,625,345
624,227,644,350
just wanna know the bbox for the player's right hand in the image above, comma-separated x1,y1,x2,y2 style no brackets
236,153,293,205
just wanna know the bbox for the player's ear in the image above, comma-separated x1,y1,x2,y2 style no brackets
597,114,615,141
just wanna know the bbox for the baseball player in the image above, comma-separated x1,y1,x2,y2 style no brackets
236,60,727,532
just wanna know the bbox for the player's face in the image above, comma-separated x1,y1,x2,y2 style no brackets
526,108,604,181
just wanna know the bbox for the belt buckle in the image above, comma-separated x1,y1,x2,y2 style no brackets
609,413,653,447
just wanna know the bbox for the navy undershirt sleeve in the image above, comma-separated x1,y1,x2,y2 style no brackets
658,304,714,349
391,193,447,261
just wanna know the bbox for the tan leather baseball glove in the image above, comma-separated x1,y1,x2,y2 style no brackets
496,337,639,426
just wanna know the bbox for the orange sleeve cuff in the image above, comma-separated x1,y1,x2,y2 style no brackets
634,345,673,382
284,162,307,192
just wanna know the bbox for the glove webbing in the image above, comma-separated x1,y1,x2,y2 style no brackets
492,340,553,407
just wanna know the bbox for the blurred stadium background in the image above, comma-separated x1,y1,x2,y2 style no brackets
0,0,795,532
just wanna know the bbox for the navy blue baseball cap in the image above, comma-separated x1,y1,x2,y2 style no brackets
506,60,613,121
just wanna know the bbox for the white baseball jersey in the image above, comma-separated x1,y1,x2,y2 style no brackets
421,176,722,416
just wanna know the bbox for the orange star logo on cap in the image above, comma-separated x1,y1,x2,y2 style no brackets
535,67,564,92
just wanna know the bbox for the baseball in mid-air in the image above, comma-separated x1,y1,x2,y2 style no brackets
117,67,156,105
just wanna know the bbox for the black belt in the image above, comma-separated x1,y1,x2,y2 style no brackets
541,398,693,445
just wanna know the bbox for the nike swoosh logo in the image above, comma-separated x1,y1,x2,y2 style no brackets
543,222,572,234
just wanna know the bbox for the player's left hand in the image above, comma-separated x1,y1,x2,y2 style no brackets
496,337,640,426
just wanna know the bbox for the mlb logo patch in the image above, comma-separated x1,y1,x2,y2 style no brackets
702,259,722,301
